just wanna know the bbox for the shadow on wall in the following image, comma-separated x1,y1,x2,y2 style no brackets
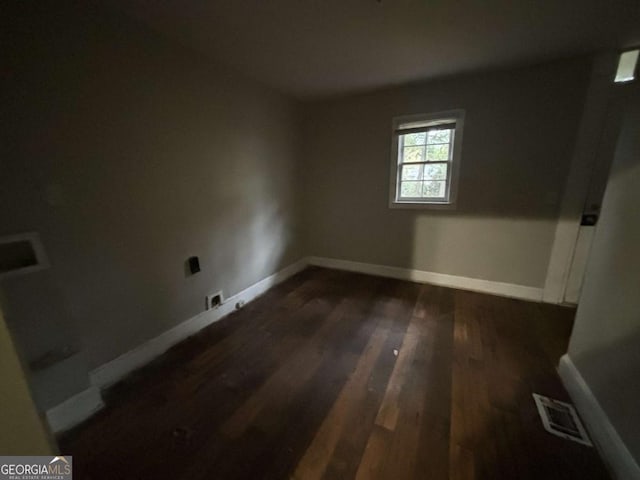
0,1,300,411
571,328,640,461
565,82,640,465
301,58,594,288
0,272,91,412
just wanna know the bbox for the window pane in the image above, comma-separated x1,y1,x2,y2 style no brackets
426,144,449,161
402,132,426,146
423,163,447,180
401,164,422,181
400,181,421,198
423,181,446,198
427,129,451,144
402,146,425,163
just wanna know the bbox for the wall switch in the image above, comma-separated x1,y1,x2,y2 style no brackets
188,256,200,274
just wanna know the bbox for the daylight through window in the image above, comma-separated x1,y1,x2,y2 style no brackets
390,111,464,207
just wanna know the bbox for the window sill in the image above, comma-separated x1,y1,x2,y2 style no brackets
389,200,457,210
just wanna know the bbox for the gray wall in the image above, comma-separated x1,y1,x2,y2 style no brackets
0,0,301,395
567,83,640,464
300,60,591,288
0,2,603,415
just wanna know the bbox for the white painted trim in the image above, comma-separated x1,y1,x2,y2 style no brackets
388,109,465,210
307,256,543,302
559,354,640,480
543,221,583,304
563,226,595,304
543,54,618,304
90,259,308,389
45,386,104,433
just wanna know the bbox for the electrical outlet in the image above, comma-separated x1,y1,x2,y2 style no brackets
207,291,224,310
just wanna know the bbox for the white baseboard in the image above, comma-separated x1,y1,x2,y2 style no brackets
559,354,640,480
45,386,104,434
307,256,543,302
90,259,308,390
52,256,542,433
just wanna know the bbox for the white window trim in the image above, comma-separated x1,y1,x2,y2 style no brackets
388,109,465,209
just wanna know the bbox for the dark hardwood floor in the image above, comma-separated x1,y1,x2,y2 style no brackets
59,267,610,479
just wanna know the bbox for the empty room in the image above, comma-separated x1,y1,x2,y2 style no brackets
1,1,640,479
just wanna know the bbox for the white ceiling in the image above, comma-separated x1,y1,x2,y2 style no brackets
111,0,640,98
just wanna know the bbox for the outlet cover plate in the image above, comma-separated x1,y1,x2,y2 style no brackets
207,291,224,310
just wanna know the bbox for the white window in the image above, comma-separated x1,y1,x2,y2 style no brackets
389,110,464,208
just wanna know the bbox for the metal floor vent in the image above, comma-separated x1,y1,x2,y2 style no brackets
533,393,592,446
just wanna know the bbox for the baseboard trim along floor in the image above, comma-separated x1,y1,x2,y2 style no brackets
559,354,640,480
46,259,308,433
47,257,550,433
307,256,544,302
46,386,104,434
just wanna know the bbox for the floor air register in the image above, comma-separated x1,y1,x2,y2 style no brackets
533,393,592,446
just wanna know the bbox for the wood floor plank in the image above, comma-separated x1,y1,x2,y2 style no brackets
411,287,454,480
321,281,421,480
58,268,611,480
293,322,390,480
373,323,420,432
185,273,386,480
220,296,359,439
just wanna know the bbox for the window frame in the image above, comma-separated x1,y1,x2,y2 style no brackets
388,110,465,209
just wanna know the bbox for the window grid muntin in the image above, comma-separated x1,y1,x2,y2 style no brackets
396,127,455,202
